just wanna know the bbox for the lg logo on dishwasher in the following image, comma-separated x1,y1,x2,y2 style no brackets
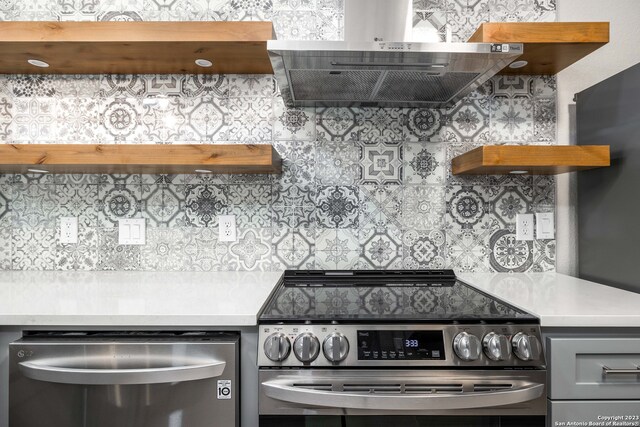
217,380,232,400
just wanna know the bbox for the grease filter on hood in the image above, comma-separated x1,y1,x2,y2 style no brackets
268,0,523,108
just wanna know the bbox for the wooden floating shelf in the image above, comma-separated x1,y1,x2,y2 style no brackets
452,145,610,175
0,21,274,74
469,22,609,75
0,144,282,175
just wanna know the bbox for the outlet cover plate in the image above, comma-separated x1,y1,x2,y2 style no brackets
60,217,78,244
218,215,237,242
118,218,146,245
516,213,534,241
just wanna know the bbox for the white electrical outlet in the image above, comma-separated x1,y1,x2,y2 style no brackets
118,218,146,245
536,212,555,239
218,215,237,242
516,214,534,241
60,217,78,244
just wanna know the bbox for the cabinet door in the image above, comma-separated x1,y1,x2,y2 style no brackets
547,336,640,400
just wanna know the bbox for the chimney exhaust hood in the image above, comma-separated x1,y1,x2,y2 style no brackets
268,0,523,108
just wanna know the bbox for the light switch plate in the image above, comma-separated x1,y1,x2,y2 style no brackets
60,217,78,244
516,214,534,241
118,218,146,245
536,212,555,239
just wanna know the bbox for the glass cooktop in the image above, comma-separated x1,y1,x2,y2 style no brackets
259,270,536,324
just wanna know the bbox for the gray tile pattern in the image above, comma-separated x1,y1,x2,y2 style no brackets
0,0,557,272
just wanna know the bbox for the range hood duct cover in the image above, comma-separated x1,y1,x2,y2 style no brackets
268,0,523,108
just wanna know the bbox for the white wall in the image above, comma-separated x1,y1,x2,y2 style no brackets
556,0,640,274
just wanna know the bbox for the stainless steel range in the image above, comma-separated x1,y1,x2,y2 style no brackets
258,270,546,427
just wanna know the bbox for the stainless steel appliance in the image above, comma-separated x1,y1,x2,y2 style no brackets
10,331,239,427
258,270,546,426
268,0,523,108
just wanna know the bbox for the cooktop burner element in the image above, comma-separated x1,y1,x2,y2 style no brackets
259,270,535,324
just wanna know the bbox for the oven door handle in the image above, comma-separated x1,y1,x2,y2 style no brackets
19,358,226,385
262,380,545,411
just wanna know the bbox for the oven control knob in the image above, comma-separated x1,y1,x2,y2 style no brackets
483,332,511,361
263,332,291,362
511,332,542,361
293,332,320,363
323,333,349,363
453,332,481,361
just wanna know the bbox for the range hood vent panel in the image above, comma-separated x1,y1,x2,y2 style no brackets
269,41,523,108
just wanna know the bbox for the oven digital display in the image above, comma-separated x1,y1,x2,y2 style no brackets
357,330,445,361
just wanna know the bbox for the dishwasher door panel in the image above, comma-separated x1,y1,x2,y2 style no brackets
9,334,239,427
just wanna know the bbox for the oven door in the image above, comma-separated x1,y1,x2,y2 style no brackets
259,369,546,427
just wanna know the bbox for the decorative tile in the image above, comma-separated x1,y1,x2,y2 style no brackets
222,97,272,142
272,227,315,269
402,185,445,229
442,97,490,142
100,75,146,97
228,75,277,98
56,226,99,270
274,0,314,11
183,184,228,227
533,239,555,272
489,229,533,272
228,184,272,228
56,0,101,19
358,227,403,269
534,97,556,142
274,140,315,187
315,9,343,41
358,143,403,185
490,96,534,142
228,228,273,270
0,96,11,142
0,227,11,270
11,75,56,97
11,98,56,142
316,107,359,141
532,75,556,99
97,184,142,227
99,97,144,143
47,75,101,98
315,229,360,269
273,101,316,141
448,0,489,42
358,184,403,230
272,203,315,228
492,75,533,97
183,227,228,271
12,227,56,270
178,96,227,141
273,10,317,40
445,185,493,231
445,227,492,272
0,183,11,227
412,10,447,42
12,184,57,228
402,229,446,269
56,97,102,142
141,184,187,227
141,227,191,271
315,139,360,185
56,184,98,227
533,175,555,212
182,75,228,97
405,108,445,142
0,0,18,20
404,142,445,185
489,0,556,22
315,185,359,228
491,186,533,227
357,108,405,143
97,228,141,271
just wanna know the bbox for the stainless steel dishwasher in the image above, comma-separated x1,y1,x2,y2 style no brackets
9,331,239,427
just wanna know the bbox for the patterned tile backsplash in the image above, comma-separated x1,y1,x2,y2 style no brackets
0,0,557,272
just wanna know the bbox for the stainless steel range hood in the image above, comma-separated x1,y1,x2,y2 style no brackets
268,0,523,108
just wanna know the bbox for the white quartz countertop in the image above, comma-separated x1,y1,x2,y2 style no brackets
458,272,640,327
0,271,284,326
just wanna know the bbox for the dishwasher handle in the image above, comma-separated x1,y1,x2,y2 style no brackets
19,358,226,385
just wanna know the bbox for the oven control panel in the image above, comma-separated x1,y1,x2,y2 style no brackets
258,324,545,368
